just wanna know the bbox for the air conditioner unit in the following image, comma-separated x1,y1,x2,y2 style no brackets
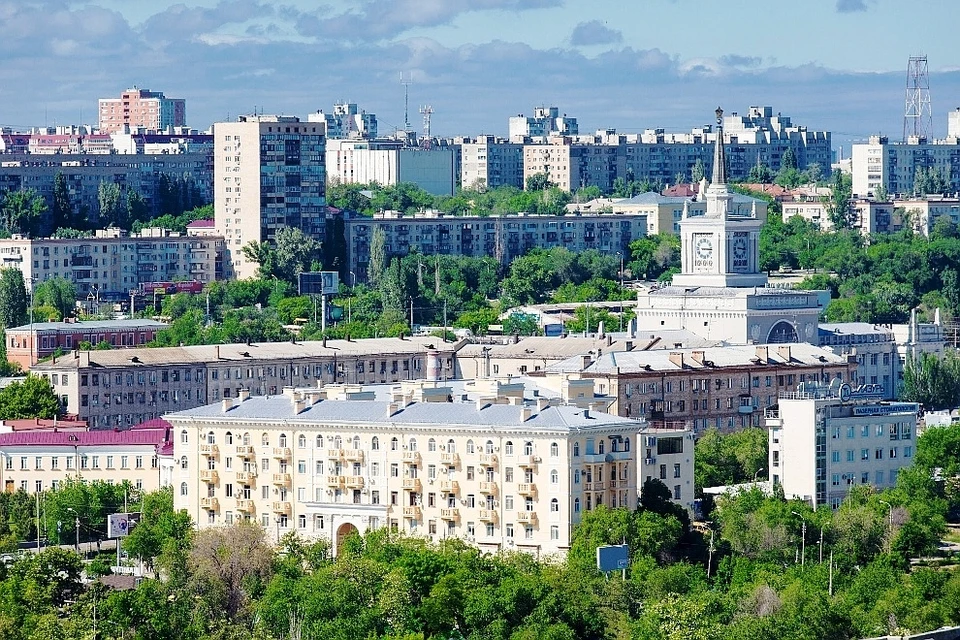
439,445,446,451
645,457,656,465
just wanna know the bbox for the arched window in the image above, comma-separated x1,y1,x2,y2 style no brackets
279,434,288,448
390,437,399,451
523,441,533,455
767,321,799,344
598,440,605,454
574,498,580,513
573,442,580,457
504,441,514,455
447,439,456,453
242,433,250,445
409,438,417,451
180,482,188,496
550,442,559,457
352,436,360,450
316,435,324,448
371,436,380,451
550,470,559,484
551,498,559,512
624,438,631,452
466,439,475,454
261,433,269,446
428,438,436,452
485,440,494,454
574,470,581,484
180,430,188,444
225,432,233,445
298,435,306,448
206,431,215,444
334,435,342,448
180,455,188,469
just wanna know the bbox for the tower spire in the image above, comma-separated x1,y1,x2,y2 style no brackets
711,106,726,184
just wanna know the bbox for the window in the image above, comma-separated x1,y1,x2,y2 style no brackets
180,430,189,444
207,431,215,444
391,437,399,451
180,455,188,469
485,440,494,454
550,525,559,540
505,524,514,539
550,498,559,512
505,496,514,510
573,442,580,457
505,441,514,455
550,442,559,457
550,470,558,484
447,439,456,453
408,438,417,451
467,439,475,454
298,435,306,448
180,482,188,496
505,467,513,482
523,441,533,455
673,463,681,478
831,451,840,463
574,498,581,513
428,438,436,452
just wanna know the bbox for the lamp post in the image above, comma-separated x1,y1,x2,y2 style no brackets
879,499,893,534
791,510,806,566
754,467,765,483
66,507,80,553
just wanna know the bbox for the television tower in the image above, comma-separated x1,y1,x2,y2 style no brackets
903,55,932,142
399,71,413,133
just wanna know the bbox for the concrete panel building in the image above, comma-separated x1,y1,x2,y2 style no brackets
308,103,377,140
509,106,578,141
98,87,186,134
167,378,639,555
214,115,327,279
459,136,524,190
326,139,455,196
5,319,168,370
851,134,960,197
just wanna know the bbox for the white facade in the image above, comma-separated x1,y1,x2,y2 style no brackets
326,140,455,196
509,106,578,142
768,385,918,508
638,425,696,512
851,134,960,197
308,103,377,140
460,136,524,190
168,380,641,556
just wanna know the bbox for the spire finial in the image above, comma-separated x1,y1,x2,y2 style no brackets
711,106,726,185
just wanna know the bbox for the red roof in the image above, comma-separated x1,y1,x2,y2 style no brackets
132,418,172,431
2,418,88,431
186,219,215,228
0,428,169,448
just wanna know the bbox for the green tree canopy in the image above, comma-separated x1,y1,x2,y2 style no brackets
0,375,60,420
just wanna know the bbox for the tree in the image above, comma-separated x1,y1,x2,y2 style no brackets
97,181,124,228
525,172,553,192
0,375,60,419
502,312,540,336
827,169,853,229
900,352,960,410
780,147,797,171
240,241,275,281
126,188,148,226
691,158,706,183
123,487,193,570
0,188,46,236
273,227,322,286
748,161,773,184
32,277,75,321
368,226,388,286
51,172,73,231
0,267,28,329
0,328,20,376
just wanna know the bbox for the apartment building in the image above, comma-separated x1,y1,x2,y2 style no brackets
509,106,579,141
0,226,222,300
638,424,696,512
98,87,186,134
767,383,918,508
167,378,639,555
523,139,620,192
782,199,831,230
459,136,524,190
851,134,960,197
307,102,377,140
0,422,174,494
550,343,856,432
343,210,647,279
213,115,327,279
31,337,460,429
5,319,168,369
326,139,455,195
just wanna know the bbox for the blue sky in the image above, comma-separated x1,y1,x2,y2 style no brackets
3,0,959,150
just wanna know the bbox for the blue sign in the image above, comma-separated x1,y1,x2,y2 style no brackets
596,544,629,572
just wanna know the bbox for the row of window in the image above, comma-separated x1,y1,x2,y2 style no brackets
830,423,913,440
4,454,153,471
12,477,144,493
829,446,912,463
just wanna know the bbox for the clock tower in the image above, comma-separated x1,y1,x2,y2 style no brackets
672,107,767,288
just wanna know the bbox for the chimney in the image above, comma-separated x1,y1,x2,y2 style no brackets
238,388,250,402
597,320,605,339
215,345,220,360
606,334,613,347
508,395,523,406
690,350,705,365
322,336,327,348
582,408,591,419
755,346,769,364
580,354,592,370
536,397,550,411
387,402,401,417
476,398,492,411
777,345,792,362
668,351,685,368
519,406,533,421
625,340,634,351
293,398,308,414
221,398,234,412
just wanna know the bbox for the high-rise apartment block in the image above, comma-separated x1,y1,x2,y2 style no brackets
509,107,579,141
460,136,525,190
98,87,186,134
851,133,960,198
214,116,327,279
308,103,377,139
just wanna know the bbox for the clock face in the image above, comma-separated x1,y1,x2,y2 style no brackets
694,234,714,270
731,233,749,271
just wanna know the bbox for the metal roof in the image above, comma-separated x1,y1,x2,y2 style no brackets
8,319,168,332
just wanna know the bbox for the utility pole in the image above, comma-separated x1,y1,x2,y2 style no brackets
75,515,80,553
707,528,715,578
819,526,824,564
828,550,834,596
443,301,448,341
409,297,414,330
36,492,41,552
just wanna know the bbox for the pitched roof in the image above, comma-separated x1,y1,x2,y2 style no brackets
7,319,168,332
0,427,169,448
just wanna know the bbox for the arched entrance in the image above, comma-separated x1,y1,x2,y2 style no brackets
335,522,359,553
767,321,798,343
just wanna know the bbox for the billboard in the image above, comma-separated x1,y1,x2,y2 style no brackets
299,271,340,296
596,544,629,572
107,513,137,538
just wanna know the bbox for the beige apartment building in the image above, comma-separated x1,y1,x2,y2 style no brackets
98,87,186,134
459,136,525,190
213,115,326,279
31,337,460,429
0,423,174,494
167,379,640,556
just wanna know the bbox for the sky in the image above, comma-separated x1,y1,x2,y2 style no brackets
3,0,960,152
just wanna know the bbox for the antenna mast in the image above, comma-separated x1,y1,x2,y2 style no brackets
903,55,932,142
399,71,413,133
420,105,433,148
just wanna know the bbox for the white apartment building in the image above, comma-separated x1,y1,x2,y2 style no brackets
782,199,831,230
509,106,579,142
767,383,918,508
168,379,641,556
343,210,647,279
0,423,174,494
31,337,460,429
638,425,696,512
851,134,960,197
213,115,327,279
459,136,524,190
326,139,455,196
308,103,377,140
0,226,222,299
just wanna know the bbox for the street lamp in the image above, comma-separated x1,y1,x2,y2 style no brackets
66,508,80,552
754,468,765,483
879,499,893,533
791,510,807,566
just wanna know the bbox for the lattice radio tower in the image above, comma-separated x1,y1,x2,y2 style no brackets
399,71,413,133
420,105,433,148
903,55,932,142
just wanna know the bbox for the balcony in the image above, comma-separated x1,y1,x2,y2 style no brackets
478,509,498,523
327,449,344,460
478,482,498,495
402,506,422,519
440,452,460,467
326,475,345,488
516,511,538,524
273,447,291,459
517,483,537,496
343,449,364,463
440,508,460,521
199,497,219,510
738,405,755,414
235,470,257,483
199,444,219,456
517,455,538,468
344,476,365,489
272,501,291,514
402,451,421,465
479,454,498,467
440,480,459,494
235,445,255,458
199,470,219,484
272,473,291,486
236,499,255,512
402,478,422,492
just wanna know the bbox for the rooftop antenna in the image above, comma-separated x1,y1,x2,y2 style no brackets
420,105,433,148
400,71,413,133
903,54,932,142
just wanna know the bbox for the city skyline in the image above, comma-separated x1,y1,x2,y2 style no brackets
3,0,960,149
